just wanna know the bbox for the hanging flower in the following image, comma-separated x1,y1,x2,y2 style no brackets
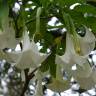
56,27,95,74
6,30,49,70
47,64,70,92
75,76,95,90
74,61,96,89
90,66,96,84
77,26,95,55
72,61,92,78
0,18,18,49
56,32,87,69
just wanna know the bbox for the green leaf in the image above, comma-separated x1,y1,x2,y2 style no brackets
27,20,36,37
61,9,96,32
57,0,86,7
74,4,96,15
26,8,37,37
8,0,15,7
15,11,25,38
68,11,85,25
85,17,96,32
56,37,66,55
0,0,9,27
31,0,41,6
69,11,96,32
35,12,54,52
40,55,50,72
49,46,57,78
40,46,57,78
87,0,96,7
40,0,51,9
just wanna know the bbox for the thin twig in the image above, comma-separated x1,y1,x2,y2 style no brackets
28,66,39,80
20,67,39,96
59,92,61,96
20,69,29,96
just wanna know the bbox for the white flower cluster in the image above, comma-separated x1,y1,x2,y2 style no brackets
40,26,96,93
55,26,96,90
0,17,49,95
0,16,96,94
0,18,48,70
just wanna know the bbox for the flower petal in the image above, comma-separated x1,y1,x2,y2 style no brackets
0,19,18,49
72,62,92,78
47,64,70,92
23,31,31,51
7,48,48,70
15,50,39,69
75,76,95,89
91,67,96,83
77,26,96,55
5,51,21,63
6,30,49,69
56,32,87,69
47,78,70,92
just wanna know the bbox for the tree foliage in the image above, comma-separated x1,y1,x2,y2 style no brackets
0,0,96,96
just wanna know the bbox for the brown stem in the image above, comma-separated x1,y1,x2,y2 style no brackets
20,67,39,96
20,79,30,96
28,66,39,80
20,69,29,96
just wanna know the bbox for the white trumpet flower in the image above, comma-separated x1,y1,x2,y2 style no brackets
90,67,96,83
75,66,96,89
75,76,95,90
72,62,92,78
56,27,95,73
6,31,48,69
77,26,95,55
47,64,70,92
56,32,87,70
0,18,18,49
